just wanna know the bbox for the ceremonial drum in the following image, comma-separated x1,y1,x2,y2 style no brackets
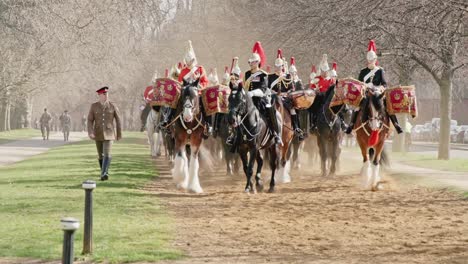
143,85,155,102
201,85,231,116
385,85,418,118
333,78,366,108
152,78,182,109
289,89,316,110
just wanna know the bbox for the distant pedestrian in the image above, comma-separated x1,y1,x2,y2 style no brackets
60,110,72,141
39,108,52,140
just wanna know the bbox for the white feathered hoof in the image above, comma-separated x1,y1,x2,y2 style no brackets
276,161,291,184
188,156,203,193
172,155,188,187
360,161,372,190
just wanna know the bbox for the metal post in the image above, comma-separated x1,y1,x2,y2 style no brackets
61,217,80,264
82,180,96,254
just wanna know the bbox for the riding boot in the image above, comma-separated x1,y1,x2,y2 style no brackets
267,107,283,145
292,114,305,141
389,114,403,134
338,112,348,132
345,110,359,134
98,159,103,170
100,156,111,181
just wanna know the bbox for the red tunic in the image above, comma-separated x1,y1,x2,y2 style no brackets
178,66,209,89
310,76,333,93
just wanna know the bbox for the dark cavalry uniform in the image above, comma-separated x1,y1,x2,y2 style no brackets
244,69,282,140
345,66,402,134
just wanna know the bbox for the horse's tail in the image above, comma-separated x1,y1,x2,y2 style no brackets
368,147,390,168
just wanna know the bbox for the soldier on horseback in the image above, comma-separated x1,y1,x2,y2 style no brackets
309,54,347,132
159,41,211,136
244,42,282,145
345,40,403,134
268,50,304,141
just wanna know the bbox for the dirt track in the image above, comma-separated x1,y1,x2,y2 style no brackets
145,148,468,264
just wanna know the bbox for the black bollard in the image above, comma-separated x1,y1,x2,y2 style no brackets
82,180,96,254
60,217,80,264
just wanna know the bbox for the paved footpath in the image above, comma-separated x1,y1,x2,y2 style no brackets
0,131,88,167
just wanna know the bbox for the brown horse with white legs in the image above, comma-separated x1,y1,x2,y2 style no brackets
170,80,206,193
274,94,296,184
353,88,390,191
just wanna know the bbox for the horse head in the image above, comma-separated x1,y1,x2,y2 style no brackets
181,79,200,123
365,88,386,131
227,87,247,127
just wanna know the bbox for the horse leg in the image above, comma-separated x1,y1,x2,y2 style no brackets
276,143,292,184
357,139,371,190
268,147,279,193
317,137,327,177
172,132,189,189
238,148,250,192
371,141,385,191
329,136,341,177
255,150,264,192
188,143,203,193
292,140,301,170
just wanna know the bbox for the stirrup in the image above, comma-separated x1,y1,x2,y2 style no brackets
226,135,235,146
295,128,305,141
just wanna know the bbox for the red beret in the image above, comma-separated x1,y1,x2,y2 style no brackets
96,86,109,94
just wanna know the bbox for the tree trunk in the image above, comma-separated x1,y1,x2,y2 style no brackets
438,72,452,160
24,95,33,128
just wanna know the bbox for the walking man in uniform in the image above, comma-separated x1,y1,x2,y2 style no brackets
40,108,52,140
88,86,122,181
60,110,72,141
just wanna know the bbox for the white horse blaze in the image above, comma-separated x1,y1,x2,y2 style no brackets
183,99,194,122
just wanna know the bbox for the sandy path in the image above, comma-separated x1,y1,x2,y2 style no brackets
145,149,468,264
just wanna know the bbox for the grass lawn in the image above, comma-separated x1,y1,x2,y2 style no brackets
0,132,181,263
390,152,468,173
0,128,41,144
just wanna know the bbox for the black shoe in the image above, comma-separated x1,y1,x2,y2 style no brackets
295,128,305,141
394,125,403,134
100,174,109,181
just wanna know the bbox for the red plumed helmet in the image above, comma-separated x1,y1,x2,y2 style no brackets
249,41,267,68
165,68,169,78
311,65,317,73
277,49,283,59
290,57,296,66
177,62,183,69
224,66,229,73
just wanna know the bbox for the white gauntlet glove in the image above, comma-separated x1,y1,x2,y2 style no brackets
247,89,265,98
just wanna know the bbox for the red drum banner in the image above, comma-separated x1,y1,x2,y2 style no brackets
333,78,366,108
152,78,182,109
385,85,418,118
201,85,231,116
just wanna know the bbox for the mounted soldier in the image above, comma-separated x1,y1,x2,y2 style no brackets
309,54,335,132
268,50,304,141
243,41,282,145
345,40,403,134
159,41,211,136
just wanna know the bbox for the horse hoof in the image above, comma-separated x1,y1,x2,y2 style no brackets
256,183,264,193
189,187,203,193
268,187,275,193
244,188,250,193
